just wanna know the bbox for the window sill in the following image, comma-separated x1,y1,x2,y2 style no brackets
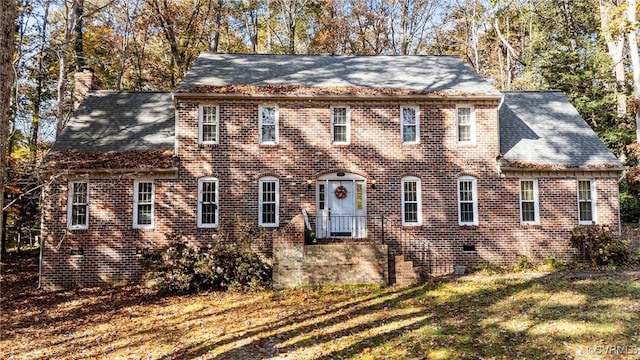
67,227,89,232
458,224,479,229
520,223,541,228
198,143,219,148
133,226,155,231
457,142,477,147
259,143,279,148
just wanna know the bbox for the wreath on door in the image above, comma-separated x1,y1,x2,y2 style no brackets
335,185,348,199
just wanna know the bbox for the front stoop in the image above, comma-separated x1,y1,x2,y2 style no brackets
395,255,429,285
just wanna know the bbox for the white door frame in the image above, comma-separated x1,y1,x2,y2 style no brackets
316,172,367,238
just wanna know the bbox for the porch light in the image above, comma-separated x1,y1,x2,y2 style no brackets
307,179,313,189
371,178,377,189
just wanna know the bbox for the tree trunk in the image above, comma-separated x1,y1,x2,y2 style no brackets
1,0,17,259
56,0,79,138
628,0,640,141
599,0,627,117
74,0,85,71
211,0,224,53
30,0,51,153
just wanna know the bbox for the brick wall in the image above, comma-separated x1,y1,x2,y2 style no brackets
40,97,622,288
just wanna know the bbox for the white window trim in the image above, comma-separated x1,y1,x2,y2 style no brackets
259,105,279,145
198,104,220,144
331,105,351,144
258,176,279,227
198,177,219,228
401,105,420,144
456,105,476,144
133,180,154,229
67,181,89,230
577,179,597,225
519,179,540,225
457,176,478,226
401,176,422,226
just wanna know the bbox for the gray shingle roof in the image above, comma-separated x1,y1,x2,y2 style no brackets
177,53,501,96
52,92,174,153
500,91,622,169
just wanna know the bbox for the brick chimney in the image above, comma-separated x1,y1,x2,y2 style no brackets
73,68,98,110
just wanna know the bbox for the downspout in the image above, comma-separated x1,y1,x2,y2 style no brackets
38,182,46,289
173,93,179,157
496,94,505,177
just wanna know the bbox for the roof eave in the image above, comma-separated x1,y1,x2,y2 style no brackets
173,92,503,102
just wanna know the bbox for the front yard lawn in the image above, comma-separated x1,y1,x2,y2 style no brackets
1,255,639,359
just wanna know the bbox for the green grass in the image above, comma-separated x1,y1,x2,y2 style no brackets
1,257,639,359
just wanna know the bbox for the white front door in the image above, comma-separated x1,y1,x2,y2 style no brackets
328,181,355,236
316,175,367,239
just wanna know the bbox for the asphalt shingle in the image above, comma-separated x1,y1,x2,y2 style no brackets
178,53,502,96
52,92,174,153
500,91,622,169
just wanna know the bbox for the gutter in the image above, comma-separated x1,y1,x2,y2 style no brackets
499,166,625,172
173,92,504,102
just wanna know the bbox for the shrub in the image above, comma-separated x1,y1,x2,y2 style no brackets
512,255,534,272
544,255,566,271
569,225,631,267
142,233,271,293
620,190,640,223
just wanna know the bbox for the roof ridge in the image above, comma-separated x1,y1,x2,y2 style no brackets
502,90,563,93
199,52,462,58
89,90,172,94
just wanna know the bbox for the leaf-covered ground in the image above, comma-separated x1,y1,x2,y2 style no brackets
1,255,639,360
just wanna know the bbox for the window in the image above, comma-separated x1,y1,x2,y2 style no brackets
259,177,279,227
318,183,326,210
259,105,278,144
133,181,154,228
457,106,475,143
401,106,420,143
331,106,350,144
356,183,364,210
578,180,596,224
198,178,219,228
67,182,88,229
402,177,422,225
199,104,219,144
520,179,539,224
457,176,478,225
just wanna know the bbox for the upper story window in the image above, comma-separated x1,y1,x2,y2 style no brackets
401,106,420,144
259,177,279,227
199,104,219,144
259,105,278,144
457,176,478,225
331,106,350,144
457,106,475,144
578,180,596,224
520,179,539,225
402,176,422,226
198,177,219,228
133,181,154,229
67,181,88,230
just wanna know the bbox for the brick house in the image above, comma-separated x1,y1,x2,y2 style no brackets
40,53,623,289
